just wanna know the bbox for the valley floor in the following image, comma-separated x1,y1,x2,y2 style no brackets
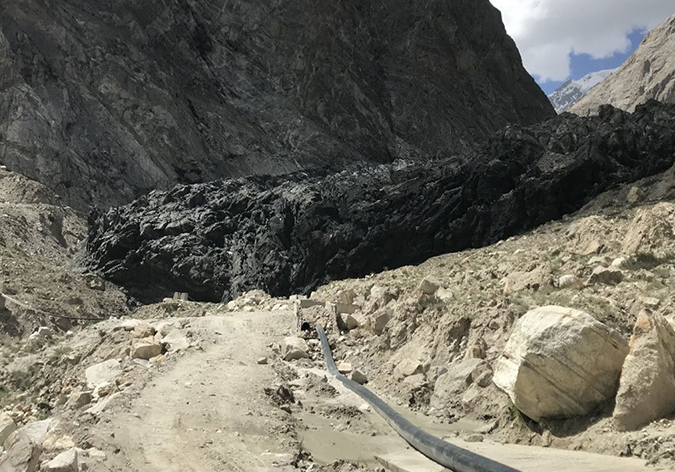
4,302,659,472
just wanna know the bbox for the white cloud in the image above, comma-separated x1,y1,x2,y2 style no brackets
490,0,675,82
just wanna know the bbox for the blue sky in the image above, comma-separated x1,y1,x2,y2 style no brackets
538,29,646,95
489,1,674,95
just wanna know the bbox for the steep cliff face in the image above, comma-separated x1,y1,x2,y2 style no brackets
0,0,553,209
571,13,675,116
86,101,675,303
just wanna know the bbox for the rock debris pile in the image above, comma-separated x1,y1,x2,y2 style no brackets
87,101,675,303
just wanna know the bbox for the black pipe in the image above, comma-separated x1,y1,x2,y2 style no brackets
315,324,522,472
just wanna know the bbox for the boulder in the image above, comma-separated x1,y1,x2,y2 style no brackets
93,382,115,398
336,289,356,305
282,337,308,361
0,413,16,448
131,339,163,360
330,303,359,315
586,266,623,285
351,369,368,385
67,390,92,409
588,255,611,266
41,433,75,454
493,306,628,421
154,322,176,337
337,362,353,374
160,330,190,353
84,393,121,416
371,311,391,335
342,312,366,330
557,274,581,289
36,327,52,338
464,338,487,359
131,323,156,338
368,286,396,312
18,419,55,446
614,312,675,431
622,203,675,255
436,287,454,302
119,320,142,331
42,448,78,472
502,265,551,294
611,257,628,269
85,360,121,390
404,373,426,386
0,433,40,472
627,186,645,204
394,359,424,379
418,277,441,295
431,358,486,408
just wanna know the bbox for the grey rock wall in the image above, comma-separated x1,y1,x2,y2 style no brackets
86,101,675,303
0,0,553,210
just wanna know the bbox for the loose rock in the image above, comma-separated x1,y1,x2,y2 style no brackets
557,274,581,289
131,339,163,360
42,448,78,472
614,312,675,431
418,277,440,295
67,391,92,409
351,369,368,384
586,266,623,285
85,360,121,390
431,359,486,408
282,337,308,361
160,330,190,353
0,413,17,448
394,359,424,379
337,362,353,374
0,433,40,472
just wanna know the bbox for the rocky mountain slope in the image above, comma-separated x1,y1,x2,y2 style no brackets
0,0,553,210
548,69,616,113
86,101,675,303
571,13,675,116
0,167,128,338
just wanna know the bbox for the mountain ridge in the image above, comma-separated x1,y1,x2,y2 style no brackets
548,69,616,113
571,12,675,115
0,0,554,210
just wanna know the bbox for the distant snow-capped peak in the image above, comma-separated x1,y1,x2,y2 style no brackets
548,69,616,113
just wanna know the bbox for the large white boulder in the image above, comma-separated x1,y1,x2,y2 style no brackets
614,312,675,431
493,306,628,421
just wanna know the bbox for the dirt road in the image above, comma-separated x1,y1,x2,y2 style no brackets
80,307,659,472
87,310,298,472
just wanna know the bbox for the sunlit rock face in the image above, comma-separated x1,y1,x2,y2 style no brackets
0,0,553,210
